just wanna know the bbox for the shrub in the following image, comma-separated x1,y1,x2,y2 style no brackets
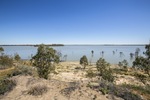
96,58,114,82
134,73,147,84
133,44,150,76
27,85,48,96
96,58,109,74
98,81,142,100
118,59,128,69
0,78,16,95
86,69,96,78
31,44,59,79
10,65,37,77
0,47,4,53
0,55,13,69
102,68,114,82
14,53,21,61
80,55,88,69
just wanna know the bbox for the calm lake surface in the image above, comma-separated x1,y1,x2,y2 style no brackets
1,45,145,66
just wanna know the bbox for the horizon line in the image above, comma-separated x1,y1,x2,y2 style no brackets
0,43,147,46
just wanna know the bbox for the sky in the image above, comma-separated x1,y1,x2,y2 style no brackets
0,0,150,45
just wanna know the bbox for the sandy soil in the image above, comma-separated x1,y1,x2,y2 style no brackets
0,61,145,100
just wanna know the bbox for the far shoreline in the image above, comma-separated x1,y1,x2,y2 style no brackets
0,44,146,46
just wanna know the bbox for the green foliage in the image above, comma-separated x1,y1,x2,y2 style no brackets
100,87,109,95
99,81,142,100
0,55,13,69
133,54,150,76
14,53,21,61
133,44,150,76
96,58,109,74
118,59,128,71
0,47,4,53
96,58,114,82
9,65,37,77
134,72,147,84
121,84,150,95
0,78,16,95
86,68,96,78
80,55,88,69
27,85,48,96
145,44,150,58
31,44,59,79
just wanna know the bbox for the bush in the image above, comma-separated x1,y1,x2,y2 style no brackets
0,78,16,95
96,58,109,74
96,58,114,82
27,85,48,96
118,59,128,71
86,69,96,78
0,47,4,53
133,44,150,76
80,55,88,69
101,68,114,82
134,73,147,84
14,53,21,61
98,81,142,100
0,55,13,69
31,44,59,79
10,65,37,76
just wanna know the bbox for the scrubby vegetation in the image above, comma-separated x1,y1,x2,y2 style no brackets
0,78,16,95
88,80,143,100
118,59,128,71
10,65,37,77
80,55,88,69
133,44,150,76
31,44,60,79
96,58,114,82
0,44,150,100
27,85,48,96
0,55,13,69
14,53,21,61
0,47,4,53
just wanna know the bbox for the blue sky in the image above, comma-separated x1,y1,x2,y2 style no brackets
0,0,150,44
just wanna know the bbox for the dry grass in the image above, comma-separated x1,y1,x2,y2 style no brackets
27,85,48,96
0,67,15,80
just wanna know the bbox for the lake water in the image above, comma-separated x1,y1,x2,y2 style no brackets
1,45,145,66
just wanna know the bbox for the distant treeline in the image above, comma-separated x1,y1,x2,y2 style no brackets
0,44,64,46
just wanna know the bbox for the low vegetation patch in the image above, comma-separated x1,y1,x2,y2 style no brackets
27,85,48,96
121,84,150,100
10,65,37,77
0,78,16,95
88,80,143,100
86,68,96,78
0,55,13,69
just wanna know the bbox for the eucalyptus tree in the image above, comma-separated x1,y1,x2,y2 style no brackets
90,50,94,65
31,44,60,79
80,55,88,69
135,48,140,57
96,58,114,82
133,44,150,76
0,47,4,55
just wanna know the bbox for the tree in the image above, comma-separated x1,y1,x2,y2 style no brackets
135,48,140,57
14,53,21,61
80,55,88,69
31,44,60,79
118,59,128,71
133,44,150,76
0,47,4,55
90,50,94,65
96,58,114,82
96,58,109,75
0,47,4,52
0,55,13,69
